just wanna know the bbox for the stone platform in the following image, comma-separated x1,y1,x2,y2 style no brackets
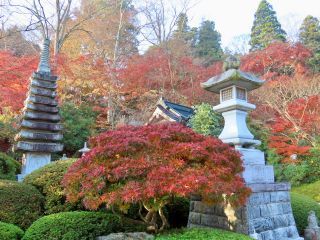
188,183,302,240
188,148,303,240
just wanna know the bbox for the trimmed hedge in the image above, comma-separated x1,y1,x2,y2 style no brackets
292,180,320,202
0,180,44,229
22,211,146,240
156,228,252,240
291,193,320,234
0,152,20,180
0,221,24,240
23,159,81,214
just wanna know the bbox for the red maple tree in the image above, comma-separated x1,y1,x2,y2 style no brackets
0,51,38,113
241,42,312,80
63,123,250,231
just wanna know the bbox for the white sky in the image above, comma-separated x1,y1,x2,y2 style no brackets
187,0,320,48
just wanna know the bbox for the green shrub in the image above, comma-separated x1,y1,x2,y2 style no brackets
23,159,81,214
0,221,24,240
156,228,252,240
188,103,223,137
292,180,320,202
22,211,146,240
291,193,320,234
60,102,97,155
0,152,20,180
0,180,44,229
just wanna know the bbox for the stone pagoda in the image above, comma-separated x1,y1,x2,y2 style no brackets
15,39,63,181
188,62,303,240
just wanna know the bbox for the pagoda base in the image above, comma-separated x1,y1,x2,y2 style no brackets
17,153,51,181
188,183,302,240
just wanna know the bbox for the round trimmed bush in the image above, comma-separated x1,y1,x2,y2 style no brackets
23,159,81,214
291,193,320,234
22,211,146,240
156,228,252,240
0,180,44,229
0,221,24,240
0,152,20,180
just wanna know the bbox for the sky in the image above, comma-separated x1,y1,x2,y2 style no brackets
187,0,320,49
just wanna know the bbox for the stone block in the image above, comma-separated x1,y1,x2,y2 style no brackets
242,165,274,184
259,230,274,240
252,217,274,233
188,212,201,225
248,205,261,219
96,232,154,240
201,213,219,227
248,183,290,193
260,203,283,217
281,203,293,214
193,201,215,214
237,148,265,165
270,191,290,203
248,192,271,205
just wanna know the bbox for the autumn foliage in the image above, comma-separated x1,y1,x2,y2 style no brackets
241,42,312,80
63,123,250,231
0,51,38,113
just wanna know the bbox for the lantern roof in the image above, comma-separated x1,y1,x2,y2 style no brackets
201,69,264,94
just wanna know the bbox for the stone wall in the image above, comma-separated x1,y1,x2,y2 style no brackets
188,183,303,240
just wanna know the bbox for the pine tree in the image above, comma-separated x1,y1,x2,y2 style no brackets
299,15,320,72
194,20,223,65
249,0,286,51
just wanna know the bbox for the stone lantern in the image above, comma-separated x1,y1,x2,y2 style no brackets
187,62,303,240
202,68,263,148
79,142,90,156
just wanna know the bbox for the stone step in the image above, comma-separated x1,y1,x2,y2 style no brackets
242,165,274,183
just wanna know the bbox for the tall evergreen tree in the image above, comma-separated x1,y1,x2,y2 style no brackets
299,15,320,72
249,0,286,51
172,13,195,44
194,20,223,65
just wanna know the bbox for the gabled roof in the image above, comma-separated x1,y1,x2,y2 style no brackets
148,97,194,125
201,69,265,93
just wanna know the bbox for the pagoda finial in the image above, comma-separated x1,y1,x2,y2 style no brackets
37,38,51,74
223,55,240,71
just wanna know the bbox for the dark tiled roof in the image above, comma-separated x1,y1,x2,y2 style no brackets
162,99,194,121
